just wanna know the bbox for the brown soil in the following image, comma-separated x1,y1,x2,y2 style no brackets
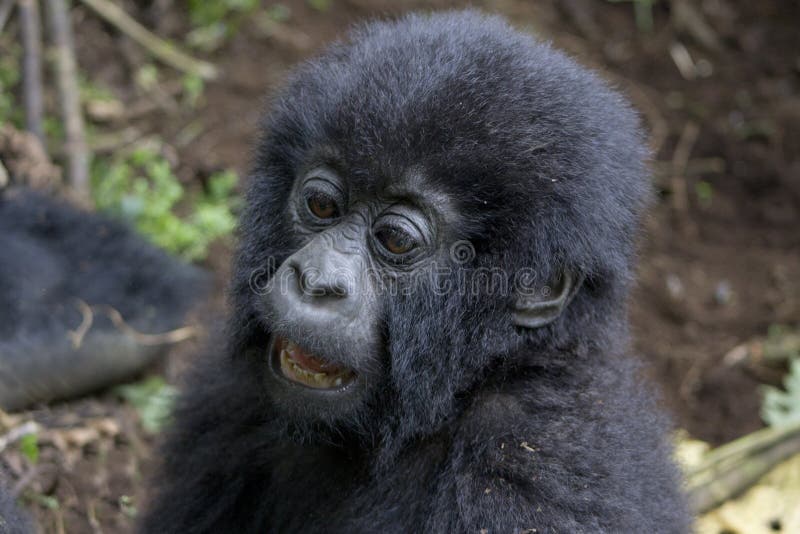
1,1,798,532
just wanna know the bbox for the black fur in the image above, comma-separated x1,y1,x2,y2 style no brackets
0,486,30,534
0,188,208,410
141,11,690,533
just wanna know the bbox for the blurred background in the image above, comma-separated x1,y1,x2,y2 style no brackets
0,1,798,532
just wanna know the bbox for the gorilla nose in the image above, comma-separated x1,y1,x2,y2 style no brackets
265,234,370,322
282,241,363,308
289,259,351,299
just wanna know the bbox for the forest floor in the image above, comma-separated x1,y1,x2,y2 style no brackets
1,0,798,532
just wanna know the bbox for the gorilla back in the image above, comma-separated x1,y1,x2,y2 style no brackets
141,11,690,533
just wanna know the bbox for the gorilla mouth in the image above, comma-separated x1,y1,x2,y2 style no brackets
272,335,356,390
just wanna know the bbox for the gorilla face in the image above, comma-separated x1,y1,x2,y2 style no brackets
257,162,465,421
255,158,579,427
233,11,648,438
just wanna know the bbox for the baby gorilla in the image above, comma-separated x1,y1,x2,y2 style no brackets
140,11,690,533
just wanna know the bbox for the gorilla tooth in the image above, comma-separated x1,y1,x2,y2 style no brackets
279,343,350,389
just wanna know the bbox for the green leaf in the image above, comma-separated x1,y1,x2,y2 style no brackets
119,495,138,518
762,358,800,426
695,181,713,205
115,376,178,434
266,3,292,22
19,432,39,464
307,0,330,11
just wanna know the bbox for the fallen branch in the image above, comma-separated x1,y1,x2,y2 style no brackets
0,0,13,32
46,0,89,198
67,298,93,349
0,159,7,188
89,126,142,154
670,121,699,235
68,299,198,348
671,0,722,52
99,304,198,345
18,0,45,142
78,0,217,80
686,420,800,513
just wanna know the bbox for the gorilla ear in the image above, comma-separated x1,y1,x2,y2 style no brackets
512,271,584,329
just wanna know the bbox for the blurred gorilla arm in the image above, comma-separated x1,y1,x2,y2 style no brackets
0,189,208,411
0,486,31,534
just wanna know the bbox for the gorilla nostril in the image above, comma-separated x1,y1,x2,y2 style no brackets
328,277,350,298
291,261,349,299
313,274,349,299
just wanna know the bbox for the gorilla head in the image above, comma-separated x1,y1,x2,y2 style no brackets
229,11,649,452
142,11,687,533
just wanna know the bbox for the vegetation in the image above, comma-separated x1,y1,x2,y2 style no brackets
115,376,178,434
91,146,238,261
0,40,22,127
607,0,656,32
186,0,261,51
762,358,800,426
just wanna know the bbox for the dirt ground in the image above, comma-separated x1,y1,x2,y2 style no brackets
1,0,798,532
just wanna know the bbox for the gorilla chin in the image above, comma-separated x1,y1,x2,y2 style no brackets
270,335,357,391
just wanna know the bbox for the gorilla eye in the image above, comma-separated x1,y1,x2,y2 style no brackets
375,227,417,256
306,192,339,220
299,168,345,224
372,210,431,263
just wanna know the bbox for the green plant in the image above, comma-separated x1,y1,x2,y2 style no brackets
79,75,115,102
188,0,260,27
307,0,331,12
182,73,205,108
19,432,39,464
608,0,656,32
762,357,800,426
695,180,713,205
91,146,238,261
186,0,260,51
0,40,22,127
265,3,291,22
115,376,178,434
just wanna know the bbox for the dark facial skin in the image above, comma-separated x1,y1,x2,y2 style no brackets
260,157,580,424
261,164,448,418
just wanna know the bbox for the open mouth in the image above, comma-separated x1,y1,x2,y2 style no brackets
272,335,356,390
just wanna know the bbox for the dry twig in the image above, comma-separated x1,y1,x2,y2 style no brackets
670,121,699,234
68,299,198,348
687,421,800,513
0,0,14,32
671,0,722,52
78,0,217,80
18,0,45,142
67,298,93,349
46,0,89,198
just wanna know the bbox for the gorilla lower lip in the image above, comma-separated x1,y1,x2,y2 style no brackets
274,336,355,390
